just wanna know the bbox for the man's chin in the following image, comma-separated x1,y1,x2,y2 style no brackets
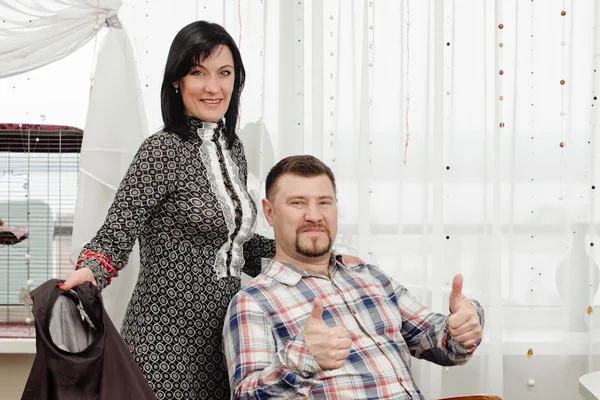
296,243,331,258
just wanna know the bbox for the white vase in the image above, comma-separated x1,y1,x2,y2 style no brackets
555,232,600,331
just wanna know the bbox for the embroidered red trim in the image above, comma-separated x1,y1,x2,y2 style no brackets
75,250,116,284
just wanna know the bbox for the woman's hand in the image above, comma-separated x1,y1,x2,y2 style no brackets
340,254,364,265
58,267,97,290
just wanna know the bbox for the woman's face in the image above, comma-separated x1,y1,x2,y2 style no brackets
178,45,235,122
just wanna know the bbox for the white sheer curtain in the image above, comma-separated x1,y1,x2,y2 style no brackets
0,0,121,78
0,0,146,331
211,1,598,398
68,22,148,332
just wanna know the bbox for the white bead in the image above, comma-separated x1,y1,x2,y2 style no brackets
25,317,32,324
561,41,566,46
406,21,411,26
446,91,451,95
24,254,31,260
26,279,34,287
39,114,46,122
560,111,565,116
527,379,536,387
406,95,411,100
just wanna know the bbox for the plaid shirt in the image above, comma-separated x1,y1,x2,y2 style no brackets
223,255,484,399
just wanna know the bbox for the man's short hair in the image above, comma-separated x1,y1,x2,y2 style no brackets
265,155,337,200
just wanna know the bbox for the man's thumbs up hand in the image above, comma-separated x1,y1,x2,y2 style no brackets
304,298,352,370
447,274,483,350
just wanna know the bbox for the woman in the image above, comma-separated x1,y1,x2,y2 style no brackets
61,21,359,399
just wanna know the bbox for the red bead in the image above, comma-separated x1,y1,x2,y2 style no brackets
498,23,504,29
560,80,565,85
499,70,504,75
559,142,565,148
561,10,566,16
499,122,505,128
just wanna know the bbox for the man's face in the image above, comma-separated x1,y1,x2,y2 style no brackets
263,174,338,261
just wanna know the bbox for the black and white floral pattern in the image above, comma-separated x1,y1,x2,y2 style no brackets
78,117,275,399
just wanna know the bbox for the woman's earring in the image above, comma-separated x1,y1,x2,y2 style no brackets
175,87,179,94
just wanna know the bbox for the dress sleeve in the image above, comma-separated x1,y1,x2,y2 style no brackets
230,136,276,277
75,133,177,289
242,234,276,278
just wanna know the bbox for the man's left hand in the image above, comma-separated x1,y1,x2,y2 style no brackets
448,274,482,350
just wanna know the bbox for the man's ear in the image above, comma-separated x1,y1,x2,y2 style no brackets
262,198,274,226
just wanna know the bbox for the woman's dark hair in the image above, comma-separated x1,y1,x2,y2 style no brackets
161,21,245,149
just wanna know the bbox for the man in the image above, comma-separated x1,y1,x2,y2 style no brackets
223,155,484,399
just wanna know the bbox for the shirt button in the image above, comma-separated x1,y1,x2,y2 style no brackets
376,341,381,346
398,377,403,383
351,309,357,315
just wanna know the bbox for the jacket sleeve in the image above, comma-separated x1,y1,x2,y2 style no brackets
75,134,177,289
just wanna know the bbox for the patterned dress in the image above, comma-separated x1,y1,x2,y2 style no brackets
76,116,275,399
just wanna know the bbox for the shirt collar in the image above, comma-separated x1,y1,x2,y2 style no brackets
260,252,346,286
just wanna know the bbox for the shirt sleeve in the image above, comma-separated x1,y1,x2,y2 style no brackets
394,283,485,366
223,291,322,399
75,133,177,289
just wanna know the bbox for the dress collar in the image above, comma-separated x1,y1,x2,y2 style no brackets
185,116,225,141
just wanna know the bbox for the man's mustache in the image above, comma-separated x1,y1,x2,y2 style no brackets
297,224,331,236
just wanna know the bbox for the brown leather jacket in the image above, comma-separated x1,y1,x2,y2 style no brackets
21,280,156,399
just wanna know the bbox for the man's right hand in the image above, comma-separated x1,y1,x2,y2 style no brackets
58,267,97,291
304,297,352,370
